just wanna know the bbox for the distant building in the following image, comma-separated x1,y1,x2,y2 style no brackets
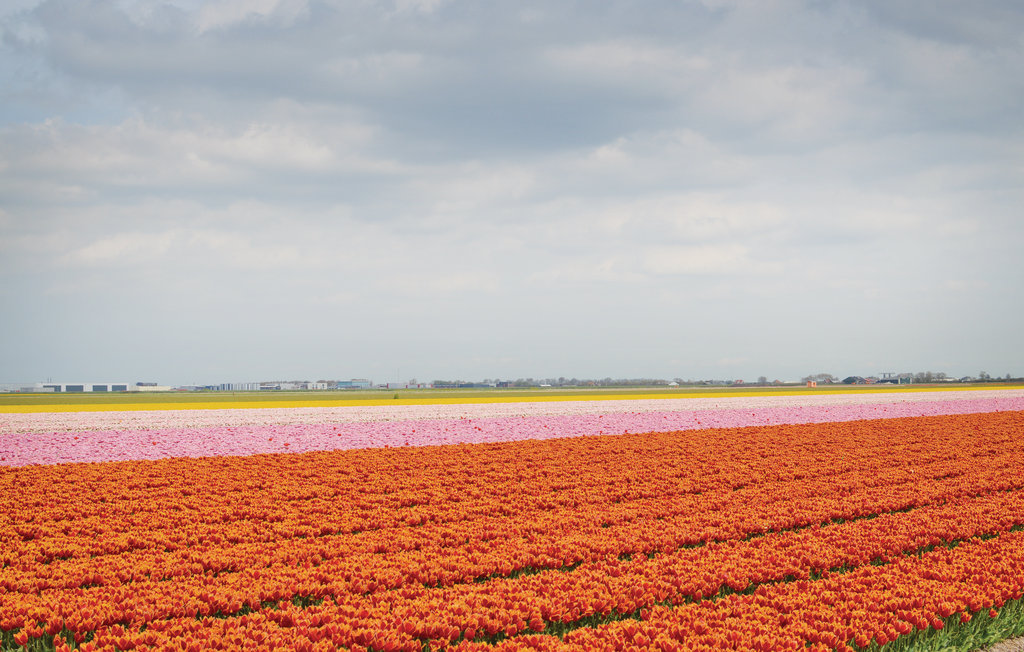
879,372,913,384
0,383,55,393
130,384,173,392
215,383,261,391
336,379,372,389
38,382,131,393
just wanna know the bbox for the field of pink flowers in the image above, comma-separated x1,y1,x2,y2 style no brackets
2,389,1023,466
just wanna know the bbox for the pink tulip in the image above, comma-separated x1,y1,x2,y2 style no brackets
1,389,1021,467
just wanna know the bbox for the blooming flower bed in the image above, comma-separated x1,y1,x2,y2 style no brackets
1,389,1023,651
2,389,1023,466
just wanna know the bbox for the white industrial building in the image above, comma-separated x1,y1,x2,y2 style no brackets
0,383,55,393
336,379,372,389
38,382,132,393
216,382,261,391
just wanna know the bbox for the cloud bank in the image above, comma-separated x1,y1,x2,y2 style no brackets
2,0,1022,384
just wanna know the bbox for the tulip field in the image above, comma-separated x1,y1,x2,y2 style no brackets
2,388,1024,651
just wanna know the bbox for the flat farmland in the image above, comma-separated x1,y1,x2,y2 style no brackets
1,384,1013,412
2,388,1024,651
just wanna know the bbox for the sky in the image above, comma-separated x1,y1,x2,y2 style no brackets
1,0,1022,386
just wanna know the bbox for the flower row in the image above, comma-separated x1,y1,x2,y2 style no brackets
3,392,1023,465
550,529,1024,652
16,521,1024,651
3,413,1020,571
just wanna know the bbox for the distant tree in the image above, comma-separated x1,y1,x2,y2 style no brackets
757,376,768,385
979,371,991,380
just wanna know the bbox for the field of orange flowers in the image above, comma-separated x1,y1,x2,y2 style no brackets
3,409,1024,651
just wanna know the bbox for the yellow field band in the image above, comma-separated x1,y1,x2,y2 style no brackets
1,385,1020,413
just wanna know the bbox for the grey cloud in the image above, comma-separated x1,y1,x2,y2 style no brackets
8,0,1021,156
1,0,1022,384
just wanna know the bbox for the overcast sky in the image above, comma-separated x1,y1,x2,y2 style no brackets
2,0,1022,386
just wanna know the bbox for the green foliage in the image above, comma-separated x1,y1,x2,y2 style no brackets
862,599,1024,651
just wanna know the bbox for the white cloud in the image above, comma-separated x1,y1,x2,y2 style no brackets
187,230,308,269
60,227,316,270
320,51,429,91
569,129,756,189
545,39,710,85
194,0,308,32
390,0,449,16
62,231,179,266
642,244,783,276
530,256,646,285
407,162,537,217
377,272,500,296
209,122,336,169
694,62,874,143
943,279,989,292
0,112,391,203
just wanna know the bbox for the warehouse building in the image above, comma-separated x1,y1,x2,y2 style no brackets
39,382,131,392
216,382,261,391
